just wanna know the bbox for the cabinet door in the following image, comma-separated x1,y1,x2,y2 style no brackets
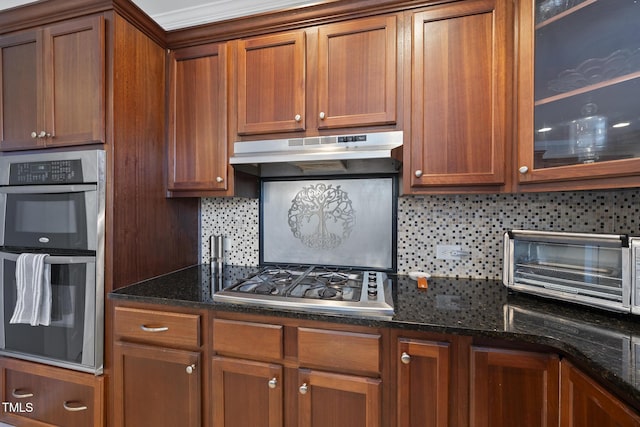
0,30,43,151
168,43,228,192
237,31,306,134
113,341,201,427
470,347,559,427
409,0,509,189
212,356,283,427
43,15,105,147
397,338,450,427
317,15,396,129
517,0,640,187
560,360,640,427
297,369,381,427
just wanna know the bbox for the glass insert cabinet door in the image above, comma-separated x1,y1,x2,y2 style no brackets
517,0,640,183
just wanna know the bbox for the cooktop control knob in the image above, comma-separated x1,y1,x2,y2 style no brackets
367,272,378,298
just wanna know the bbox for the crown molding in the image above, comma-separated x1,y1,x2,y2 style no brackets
150,0,318,30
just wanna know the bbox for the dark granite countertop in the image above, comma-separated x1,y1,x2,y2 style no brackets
110,264,640,411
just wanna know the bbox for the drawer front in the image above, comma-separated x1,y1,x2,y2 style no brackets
213,319,283,361
298,327,381,375
4,369,96,427
114,307,201,348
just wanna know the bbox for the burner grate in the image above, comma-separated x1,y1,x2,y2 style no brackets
217,266,393,318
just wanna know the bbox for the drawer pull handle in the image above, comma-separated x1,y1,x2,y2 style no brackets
12,389,33,399
299,383,308,395
63,401,88,412
401,352,411,364
140,325,169,332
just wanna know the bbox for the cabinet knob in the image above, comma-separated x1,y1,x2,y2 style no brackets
216,176,224,183
400,352,411,365
268,377,278,389
299,383,308,395
319,111,326,120
294,114,302,122
31,131,38,139
186,364,196,374
518,166,529,174
11,389,34,399
38,130,47,138
414,170,423,178
63,401,88,412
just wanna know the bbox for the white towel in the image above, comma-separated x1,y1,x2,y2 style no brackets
10,253,52,326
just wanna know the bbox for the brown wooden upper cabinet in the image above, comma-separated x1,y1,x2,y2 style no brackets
237,31,306,135
167,43,228,193
407,0,511,192
0,15,105,151
236,14,397,136
516,0,640,189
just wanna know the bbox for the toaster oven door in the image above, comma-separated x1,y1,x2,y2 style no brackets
504,230,630,313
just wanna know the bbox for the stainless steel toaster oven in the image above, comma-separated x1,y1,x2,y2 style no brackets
503,230,631,313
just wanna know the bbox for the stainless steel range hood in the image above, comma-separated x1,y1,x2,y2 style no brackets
229,131,403,177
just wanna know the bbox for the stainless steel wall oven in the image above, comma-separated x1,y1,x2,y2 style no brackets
0,150,105,374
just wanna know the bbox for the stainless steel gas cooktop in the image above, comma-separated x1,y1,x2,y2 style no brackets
213,265,394,318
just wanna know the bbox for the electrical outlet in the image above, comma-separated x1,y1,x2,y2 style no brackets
436,245,465,260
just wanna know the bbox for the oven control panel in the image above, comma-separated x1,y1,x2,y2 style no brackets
9,159,83,185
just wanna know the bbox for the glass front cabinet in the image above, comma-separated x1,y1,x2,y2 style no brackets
517,0,640,187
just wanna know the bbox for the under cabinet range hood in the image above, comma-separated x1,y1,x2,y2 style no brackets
229,131,403,177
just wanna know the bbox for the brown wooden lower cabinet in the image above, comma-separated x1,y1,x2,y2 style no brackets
113,341,201,427
108,305,640,427
560,360,640,427
297,368,381,427
470,346,560,427
212,356,283,427
396,338,451,427
0,357,104,427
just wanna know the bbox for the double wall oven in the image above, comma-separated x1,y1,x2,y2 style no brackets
0,150,105,374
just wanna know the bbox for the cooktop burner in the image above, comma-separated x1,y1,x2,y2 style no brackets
213,265,394,318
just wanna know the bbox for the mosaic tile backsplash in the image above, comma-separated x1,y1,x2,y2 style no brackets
200,189,640,280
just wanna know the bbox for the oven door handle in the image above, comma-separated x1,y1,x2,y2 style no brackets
0,252,95,265
0,184,97,194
